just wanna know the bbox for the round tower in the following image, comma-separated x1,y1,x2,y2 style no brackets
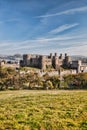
59,53,63,59
55,53,57,57
53,53,59,69
23,54,31,66
40,56,46,70
50,53,52,59
64,53,71,67
77,60,82,73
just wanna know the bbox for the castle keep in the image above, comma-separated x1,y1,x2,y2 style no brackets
20,53,71,70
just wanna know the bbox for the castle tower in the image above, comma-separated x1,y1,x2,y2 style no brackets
55,53,57,57
64,53,71,67
65,53,67,57
50,53,52,59
59,53,63,59
23,54,31,66
77,60,82,73
53,53,59,69
40,56,46,70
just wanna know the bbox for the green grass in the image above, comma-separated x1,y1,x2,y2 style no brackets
0,90,87,130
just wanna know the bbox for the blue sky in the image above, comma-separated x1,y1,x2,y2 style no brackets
0,0,87,56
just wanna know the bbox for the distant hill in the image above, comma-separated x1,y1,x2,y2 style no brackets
71,55,87,62
0,54,23,61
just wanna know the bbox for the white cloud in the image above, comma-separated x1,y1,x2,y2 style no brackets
0,18,19,25
36,6,87,18
59,44,87,56
0,31,87,56
49,23,79,34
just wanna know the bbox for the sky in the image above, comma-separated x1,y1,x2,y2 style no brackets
0,0,87,56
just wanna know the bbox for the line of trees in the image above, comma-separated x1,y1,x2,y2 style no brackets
0,66,87,90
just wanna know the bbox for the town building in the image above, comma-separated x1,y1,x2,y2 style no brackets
70,60,87,73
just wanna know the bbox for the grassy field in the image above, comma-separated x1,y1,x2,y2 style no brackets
0,90,87,130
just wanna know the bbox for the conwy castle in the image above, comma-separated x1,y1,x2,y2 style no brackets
20,53,87,73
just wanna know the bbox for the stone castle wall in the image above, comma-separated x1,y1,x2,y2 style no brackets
20,53,71,70
20,53,87,72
